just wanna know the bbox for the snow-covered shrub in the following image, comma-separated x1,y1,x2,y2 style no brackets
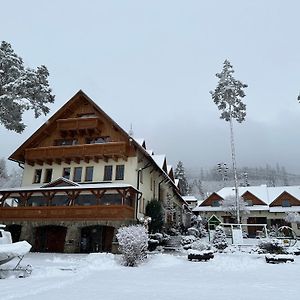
187,227,199,237
116,225,148,267
149,233,163,243
191,240,211,252
198,224,208,238
212,226,228,251
258,239,286,254
181,235,196,246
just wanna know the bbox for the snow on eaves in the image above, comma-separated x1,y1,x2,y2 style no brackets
152,154,166,170
216,185,300,205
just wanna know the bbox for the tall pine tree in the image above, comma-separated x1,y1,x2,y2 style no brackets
210,60,247,223
0,41,55,133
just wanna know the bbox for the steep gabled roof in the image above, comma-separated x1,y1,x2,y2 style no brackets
9,90,135,164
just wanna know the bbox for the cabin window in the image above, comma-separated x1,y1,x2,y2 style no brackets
211,200,220,207
54,139,78,146
103,165,113,181
44,169,53,183
85,166,94,182
245,200,253,206
115,165,125,180
62,167,71,179
33,169,42,183
86,136,110,144
282,200,291,207
73,167,82,182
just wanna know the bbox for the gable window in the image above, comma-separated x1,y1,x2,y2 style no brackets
73,167,82,182
44,169,53,183
103,165,113,181
33,169,42,183
54,139,78,146
115,165,125,180
245,200,253,206
282,200,291,207
211,200,220,207
85,166,94,182
86,136,110,144
62,167,71,179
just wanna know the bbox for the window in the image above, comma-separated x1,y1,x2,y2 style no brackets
33,169,42,183
54,139,78,146
62,167,71,179
73,167,82,182
211,200,220,207
245,200,253,206
282,200,291,207
85,166,94,181
86,136,110,144
103,165,113,181
44,169,53,183
115,165,125,180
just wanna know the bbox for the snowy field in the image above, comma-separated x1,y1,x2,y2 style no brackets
0,249,299,300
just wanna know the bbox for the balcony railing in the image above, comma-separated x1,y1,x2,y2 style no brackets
57,117,103,134
25,142,127,164
0,205,134,221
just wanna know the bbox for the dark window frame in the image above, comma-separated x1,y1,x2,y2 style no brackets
33,169,42,183
85,166,94,182
43,168,53,183
73,167,83,182
115,165,125,180
62,167,71,179
103,165,113,181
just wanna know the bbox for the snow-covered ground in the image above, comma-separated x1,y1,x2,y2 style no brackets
0,249,299,300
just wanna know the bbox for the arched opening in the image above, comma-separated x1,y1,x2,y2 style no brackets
6,224,22,243
35,225,67,252
80,225,114,253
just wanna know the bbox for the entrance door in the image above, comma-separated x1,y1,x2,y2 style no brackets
35,226,67,252
80,226,114,253
247,217,267,238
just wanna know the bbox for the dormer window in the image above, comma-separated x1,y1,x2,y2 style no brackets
211,200,220,207
245,200,253,206
282,200,291,207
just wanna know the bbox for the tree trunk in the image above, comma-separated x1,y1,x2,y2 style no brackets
229,113,240,224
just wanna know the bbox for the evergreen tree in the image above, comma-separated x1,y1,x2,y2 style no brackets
212,225,228,250
210,60,247,223
174,161,190,195
145,200,164,233
0,41,55,133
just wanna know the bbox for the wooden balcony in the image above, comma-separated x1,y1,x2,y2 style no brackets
57,117,103,136
0,205,134,221
25,142,128,165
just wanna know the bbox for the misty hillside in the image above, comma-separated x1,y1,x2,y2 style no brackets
187,164,300,200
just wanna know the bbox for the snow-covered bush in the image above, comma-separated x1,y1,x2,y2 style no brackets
181,235,196,246
258,239,286,254
187,227,199,237
212,226,228,251
191,240,211,251
116,225,148,267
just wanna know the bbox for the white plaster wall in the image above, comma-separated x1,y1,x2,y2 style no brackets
22,157,138,187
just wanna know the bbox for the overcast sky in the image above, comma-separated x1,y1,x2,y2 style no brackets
1,0,300,175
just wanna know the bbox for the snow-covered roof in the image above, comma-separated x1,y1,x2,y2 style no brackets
193,205,270,212
182,196,198,202
167,165,173,174
146,149,154,155
214,185,300,205
0,182,139,193
152,154,166,170
134,138,146,149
